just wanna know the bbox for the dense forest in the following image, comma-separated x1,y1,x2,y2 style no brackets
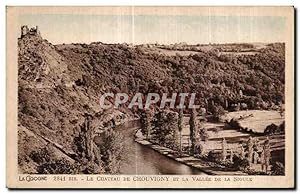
56,41,285,113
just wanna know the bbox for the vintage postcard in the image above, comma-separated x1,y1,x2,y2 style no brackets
6,6,294,189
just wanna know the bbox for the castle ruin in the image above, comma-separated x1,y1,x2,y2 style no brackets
21,25,40,38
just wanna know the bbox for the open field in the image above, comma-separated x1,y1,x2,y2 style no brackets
221,110,284,133
181,110,285,155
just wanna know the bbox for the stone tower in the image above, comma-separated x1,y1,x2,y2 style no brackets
21,25,29,38
20,25,41,38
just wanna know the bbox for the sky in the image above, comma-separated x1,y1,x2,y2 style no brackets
18,14,286,44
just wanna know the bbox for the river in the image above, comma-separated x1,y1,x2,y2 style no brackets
115,120,206,175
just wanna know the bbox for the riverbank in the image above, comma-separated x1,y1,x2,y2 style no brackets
116,121,205,175
135,138,247,175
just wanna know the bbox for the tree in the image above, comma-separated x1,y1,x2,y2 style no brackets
199,127,209,141
178,109,184,155
167,111,179,150
140,109,152,140
279,106,285,117
261,139,271,173
212,105,225,121
98,129,127,174
151,110,167,145
151,110,178,148
189,109,198,155
222,138,227,161
247,136,254,164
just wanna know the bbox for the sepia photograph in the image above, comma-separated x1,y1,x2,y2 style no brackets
6,6,295,189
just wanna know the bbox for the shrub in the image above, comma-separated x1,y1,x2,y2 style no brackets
37,159,76,174
193,143,204,156
225,118,240,130
29,147,50,164
271,162,285,175
207,151,222,162
232,154,250,170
